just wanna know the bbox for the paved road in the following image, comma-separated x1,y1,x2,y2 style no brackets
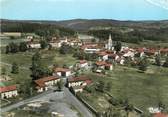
64,87,93,117
1,90,53,113
1,88,93,117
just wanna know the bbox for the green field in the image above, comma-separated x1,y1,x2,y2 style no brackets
1,49,77,68
0,49,78,89
0,38,29,47
80,65,168,114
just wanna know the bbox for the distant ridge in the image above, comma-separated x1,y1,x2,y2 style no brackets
1,18,168,31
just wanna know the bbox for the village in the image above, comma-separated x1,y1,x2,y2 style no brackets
1,31,168,117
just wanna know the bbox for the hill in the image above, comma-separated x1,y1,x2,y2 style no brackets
1,19,168,43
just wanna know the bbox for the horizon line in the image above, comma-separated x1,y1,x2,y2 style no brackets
1,18,168,22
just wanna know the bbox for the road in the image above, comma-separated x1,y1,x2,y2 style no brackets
64,87,93,117
1,90,53,113
1,87,93,117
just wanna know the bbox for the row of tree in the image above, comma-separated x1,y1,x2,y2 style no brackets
1,20,76,38
6,42,28,54
88,27,168,43
88,29,144,44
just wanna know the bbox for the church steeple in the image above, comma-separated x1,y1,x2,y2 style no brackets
108,34,112,50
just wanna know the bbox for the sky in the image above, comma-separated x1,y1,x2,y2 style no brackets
0,0,168,21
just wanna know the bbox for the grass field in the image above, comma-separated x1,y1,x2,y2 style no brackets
1,49,77,68
0,49,78,87
123,40,168,48
80,65,168,114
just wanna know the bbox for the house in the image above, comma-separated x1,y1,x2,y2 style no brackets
68,40,82,47
96,51,108,61
95,61,113,70
95,61,106,69
49,40,62,48
122,49,135,58
0,85,18,99
76,60,89,69
159,48,168,55
105,63,113,70
116,57,125,65
27,41,41,49
81,44,102,53
108,53,119,61
145,49,158,56
68,76,92,93
34,76,60,92
53,67,71,77
153,113,168,117
49,37,82,48
27,36,33,40
135,48,145,57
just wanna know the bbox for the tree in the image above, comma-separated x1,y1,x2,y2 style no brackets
158,101,166,111
114,41,122,52
63,64,68,68
75,71,80,77
57,79,64,91
1,67,6,75
106,82,112,92
31,52,42,79
96,80,105,93
163,56,168,67
59,43,74,54
9,42,19,53
139,57,148,72
40,40,48,49
19,80,33,97
31,52,50,80
11,62,19,74
155,54,161,66
19,42,28,52
5,45,10,54
48,44,52,50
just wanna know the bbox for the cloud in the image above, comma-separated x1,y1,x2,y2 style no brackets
145,0,168,10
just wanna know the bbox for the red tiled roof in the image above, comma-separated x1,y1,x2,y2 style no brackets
85,79,92,85
136,48,145,53
68,76,91,82
145,49,156,54
79,60,87,64
54,68,71,72
95,61,107,66
34,76,59,88
97,51,108,56
0,85,17,93
153,113,168,117
108,54,117,58
105,63,112,67
160,48,168,54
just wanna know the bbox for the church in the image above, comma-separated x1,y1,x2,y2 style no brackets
105,34,114,50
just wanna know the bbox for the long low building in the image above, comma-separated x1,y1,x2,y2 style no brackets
0,85,18,99
34,76,60,92
68,76,92,93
